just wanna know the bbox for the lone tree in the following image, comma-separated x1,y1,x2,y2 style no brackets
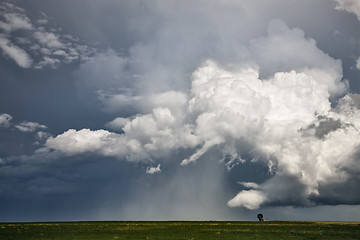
257,213,264,221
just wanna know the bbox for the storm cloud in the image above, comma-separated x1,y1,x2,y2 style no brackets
0,0,359,221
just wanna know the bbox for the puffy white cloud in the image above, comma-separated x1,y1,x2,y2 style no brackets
43,105,198,161
228,190,266,210
44,129,121,155
0,113,12,128
146,164,161,174
186,61,359,209
357,57,360,70
334,0,360,21
182,60,331,164
145,91,188,115
105,117,130,131
15,121,47,132
42,128,149,161
123,107,198,154
0,35,33,68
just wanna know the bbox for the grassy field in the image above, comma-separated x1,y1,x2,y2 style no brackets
0,221,359,240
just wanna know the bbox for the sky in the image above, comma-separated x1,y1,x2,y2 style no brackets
0,0,359,222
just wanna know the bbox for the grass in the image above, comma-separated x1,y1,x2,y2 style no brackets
0,221,359,240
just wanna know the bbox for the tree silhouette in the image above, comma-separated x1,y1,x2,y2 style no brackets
257,213,264,221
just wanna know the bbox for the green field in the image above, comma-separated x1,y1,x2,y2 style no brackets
0,221,359,240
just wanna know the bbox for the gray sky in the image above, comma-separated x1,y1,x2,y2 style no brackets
0,0,359,222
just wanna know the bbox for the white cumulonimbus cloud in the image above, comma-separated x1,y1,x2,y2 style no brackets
38,19,359,209
42,59,359,209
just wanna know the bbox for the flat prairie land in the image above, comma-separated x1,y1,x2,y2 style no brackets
0,221,359,240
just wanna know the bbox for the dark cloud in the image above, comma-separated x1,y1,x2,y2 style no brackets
0,0,360,221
